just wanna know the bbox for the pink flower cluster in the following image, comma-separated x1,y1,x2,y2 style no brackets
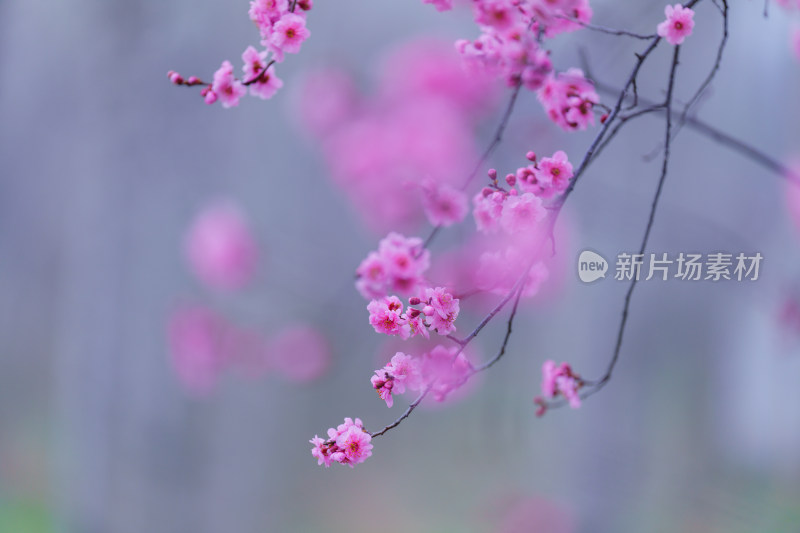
295,40,495,231
456,14,554,91
371,346,475,407
426,0,599,130
168,0,310,107
534,360,584,415
356,233,431,299
367,286,461,338
310,417,373,468
370,352,423,407
473,150,574,235
656,4,695,46
185,201,259,291
537,69,599,131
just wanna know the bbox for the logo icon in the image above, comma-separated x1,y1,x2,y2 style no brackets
578,250,608,283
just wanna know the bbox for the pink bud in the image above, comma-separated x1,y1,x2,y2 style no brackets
526,151,536,161
487,168,497,180
422,305,434,317
482,187,493,197
409,296,421,305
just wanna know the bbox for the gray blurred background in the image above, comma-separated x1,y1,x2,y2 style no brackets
1,0,800,531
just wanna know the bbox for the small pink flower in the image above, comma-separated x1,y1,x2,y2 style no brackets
657,4,695,46
367,296,407,337
420,181,468,227
500,192,546,234
211,60,246,108
270,13,310,55
242,46,283,100
540,360,583,409
473,190,505,233
310,417,372,468
534,150,574,197
185,202,258,291
423,286,460,335
537,69,599,131
335,425,373,467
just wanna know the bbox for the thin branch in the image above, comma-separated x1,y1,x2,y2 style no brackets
645,0,728,160
551,45,683,409
592,81,800,184
558,15,657,40
470,286,524,374
369,388,430,438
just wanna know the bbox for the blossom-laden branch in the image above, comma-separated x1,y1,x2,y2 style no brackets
540,44,684,413
167,0,312,107
311,1,720,465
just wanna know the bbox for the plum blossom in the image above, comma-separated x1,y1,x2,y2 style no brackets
420,181,469,227
356,233,430,299
270,13,310,56
500,192,546,234
537,69,599,131
367,289,460,338
371,352,423,407
367,296,407,337
185,201,258,291
538,360,584,411
419,345,474,402
211,60,247,108
657,4,695,46
242,46,283,99
310,418,372,468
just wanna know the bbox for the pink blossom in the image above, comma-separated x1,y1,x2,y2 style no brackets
537,69,599,131
310,417,372,468
657,4,695,46
540,360,583,409
242,46,283,99
474,0,520,31
268,325,330,382
270,13,310,55
472,190,505,233
370,352,423,407
423,286,460,335
249,0,289,38
355,233,430,299
335,425,373,466
211,60,246,108
367,296,408,337
420,181,468,227
419,345,474,402
500,192,546,234
533,150,574,197
185,201,258,291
